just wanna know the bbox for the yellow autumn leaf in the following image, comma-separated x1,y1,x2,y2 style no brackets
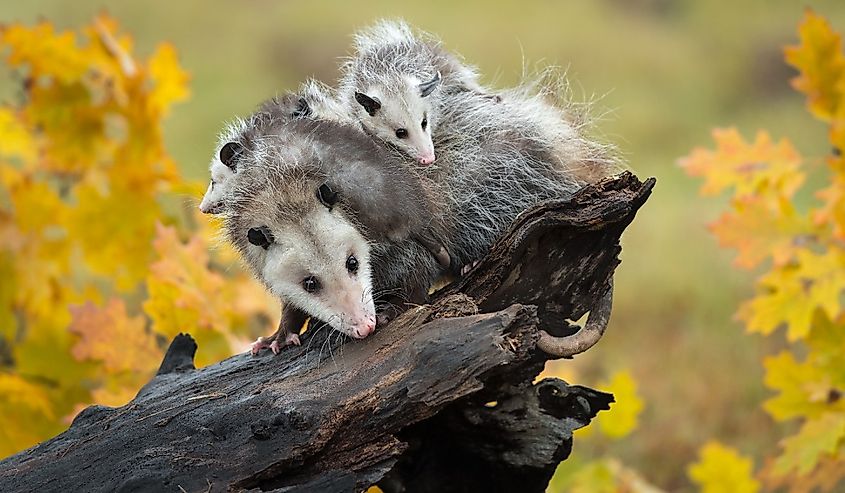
146,42,190,117
784,10,845,122
0,374,57,458
69,298,162,373
773,413,845,477
814,173,845,240
738,249,845,341
0,107,35,163
680,128,804,199
762,351,835,422
67,181,161,290
589,370,644,439
0,22,92,83
688,442,761,493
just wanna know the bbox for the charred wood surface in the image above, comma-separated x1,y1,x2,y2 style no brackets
0,172,654,493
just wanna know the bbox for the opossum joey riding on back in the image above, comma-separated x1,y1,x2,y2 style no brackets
199,79,348,215
341,20,486,165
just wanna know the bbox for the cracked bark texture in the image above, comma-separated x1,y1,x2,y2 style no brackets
0,172,654,493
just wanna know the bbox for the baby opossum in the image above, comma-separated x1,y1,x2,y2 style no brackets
339,19,486,165
223,116,448,345
199,79,349,214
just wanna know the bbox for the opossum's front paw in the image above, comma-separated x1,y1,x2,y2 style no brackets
285,332,301,347
250,337,272,356
267,332,301,354
460,260,480,276
376,312,392,327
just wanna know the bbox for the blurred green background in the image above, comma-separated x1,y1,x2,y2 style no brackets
3,0,844,490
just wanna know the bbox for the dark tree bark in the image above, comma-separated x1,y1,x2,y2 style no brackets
0,172,654,493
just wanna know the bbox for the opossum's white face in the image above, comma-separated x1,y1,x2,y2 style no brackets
199,159,235,214
242,198,377,339
353,73,440,165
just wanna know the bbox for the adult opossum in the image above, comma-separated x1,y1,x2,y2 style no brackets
217,110,448,352
339,19,485,165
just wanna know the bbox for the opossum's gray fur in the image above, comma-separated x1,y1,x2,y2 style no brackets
200,79,353,214
419,88,613,271
341,19,483,95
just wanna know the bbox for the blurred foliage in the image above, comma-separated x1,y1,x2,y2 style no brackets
681,10,845,491
2,2,845,492
0,15,276,457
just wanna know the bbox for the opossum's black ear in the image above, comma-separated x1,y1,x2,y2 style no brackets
247,226,273,249
317,183,338,210
292,97,312,118
219,142,244,171
419,71,441,97
354,92,381,116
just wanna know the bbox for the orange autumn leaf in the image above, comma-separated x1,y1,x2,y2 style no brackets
680,128,804,199
709,196,814,270
69,298,161,373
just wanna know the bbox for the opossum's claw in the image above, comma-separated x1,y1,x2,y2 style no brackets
460,260,480,276
270,340,281,355
285,332,301,347
250,337,272,356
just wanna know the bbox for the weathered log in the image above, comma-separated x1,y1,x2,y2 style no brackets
0,172,654,493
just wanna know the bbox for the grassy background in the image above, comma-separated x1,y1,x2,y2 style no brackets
3,1,845,490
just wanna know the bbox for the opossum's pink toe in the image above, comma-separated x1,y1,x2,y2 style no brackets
285,333,301,347
250,337,270,356
460,260,479,276
270,340,281,355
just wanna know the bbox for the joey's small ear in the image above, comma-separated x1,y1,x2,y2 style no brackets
317,183,339,210
419,71,442,97
219,142,244,171
354,92,382,116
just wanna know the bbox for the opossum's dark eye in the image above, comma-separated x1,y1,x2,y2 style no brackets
247,226,273,249
317,183,338,209
302,276,321,294
421,116,428,130
219,142,244,171
395,128,408,139
346,254,359,274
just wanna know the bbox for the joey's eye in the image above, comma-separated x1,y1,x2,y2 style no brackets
219,142,244,171
346,254,359,274
395,128,408,139
421,117,428,130
247,226,273,249
302,276,321,294
317,183,338,209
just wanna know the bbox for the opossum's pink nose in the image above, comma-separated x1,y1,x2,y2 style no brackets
352,317,376,339
418,153,436,165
